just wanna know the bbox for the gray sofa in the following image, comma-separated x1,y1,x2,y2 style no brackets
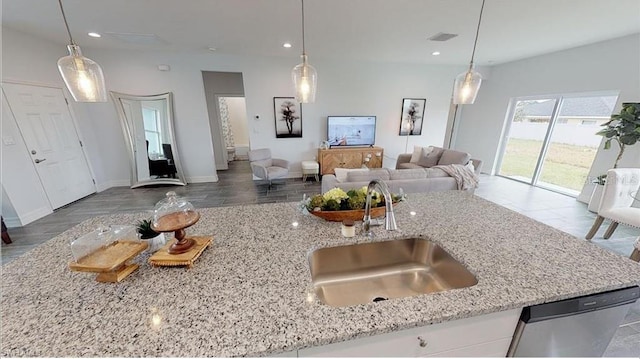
321,146,482,194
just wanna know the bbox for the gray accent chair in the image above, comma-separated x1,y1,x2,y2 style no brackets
248,148,290,188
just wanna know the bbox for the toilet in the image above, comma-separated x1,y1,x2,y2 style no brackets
226,147,236,162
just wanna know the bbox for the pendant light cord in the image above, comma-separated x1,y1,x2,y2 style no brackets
58,0,75,45
469,0,485,65
301,0,306,54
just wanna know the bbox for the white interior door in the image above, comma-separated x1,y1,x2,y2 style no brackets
2,83,95,209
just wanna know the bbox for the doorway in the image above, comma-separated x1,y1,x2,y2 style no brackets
202,71,246,171
2,83,95,209
497,93,618,196
216,96,251,162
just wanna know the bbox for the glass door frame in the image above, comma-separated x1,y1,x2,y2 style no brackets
495,91,619,196
496,94,563,187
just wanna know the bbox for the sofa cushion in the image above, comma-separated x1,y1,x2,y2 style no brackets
417,146,444,167
438,149,471,166
389,169,428,180
397,162,424,170
346,169,390,182
409,146,424,163
334,168,367,182
425,168,450,178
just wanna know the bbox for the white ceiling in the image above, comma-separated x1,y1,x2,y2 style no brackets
3,0,640,65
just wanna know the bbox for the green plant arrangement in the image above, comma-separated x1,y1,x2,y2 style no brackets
302,187,405,212
136,219,160,239
594,102,640,183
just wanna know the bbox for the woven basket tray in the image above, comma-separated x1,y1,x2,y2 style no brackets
309,206,387,222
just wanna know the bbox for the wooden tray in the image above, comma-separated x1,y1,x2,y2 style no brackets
149,236,212,268
310,206,387,222
69,240,147,272
69,240,148,283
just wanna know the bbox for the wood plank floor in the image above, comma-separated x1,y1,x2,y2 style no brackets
2,160,639,356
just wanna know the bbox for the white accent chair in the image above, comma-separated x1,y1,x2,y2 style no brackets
586,168,640,240
248,148,290,189
631,237,640,262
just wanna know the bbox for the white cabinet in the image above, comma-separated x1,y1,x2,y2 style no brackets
298,309,521,357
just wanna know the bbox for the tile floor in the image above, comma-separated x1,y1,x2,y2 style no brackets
2,160,639,356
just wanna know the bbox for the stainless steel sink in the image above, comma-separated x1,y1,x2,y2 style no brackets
308,238,478,307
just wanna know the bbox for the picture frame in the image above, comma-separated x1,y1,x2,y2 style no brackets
273,97,302,138
399,98,426,136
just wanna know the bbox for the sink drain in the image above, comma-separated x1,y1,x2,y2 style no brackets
372,297,388,303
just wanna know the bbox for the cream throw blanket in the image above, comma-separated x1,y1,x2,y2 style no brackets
433,164,479,190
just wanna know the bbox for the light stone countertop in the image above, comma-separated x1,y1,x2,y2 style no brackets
2,191,640,357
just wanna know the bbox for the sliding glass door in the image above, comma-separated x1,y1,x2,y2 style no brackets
498,94,618,196
499,98,559,184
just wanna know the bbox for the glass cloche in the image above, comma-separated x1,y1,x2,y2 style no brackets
151,191,200,254
70,225,138,262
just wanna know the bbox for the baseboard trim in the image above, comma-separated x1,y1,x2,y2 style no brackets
187,175,219,183
4,206,52,227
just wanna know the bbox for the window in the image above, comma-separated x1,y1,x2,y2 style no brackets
143,107,162,157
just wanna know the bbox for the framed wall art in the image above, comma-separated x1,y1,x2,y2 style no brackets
273,97,302,138
399,98,426,136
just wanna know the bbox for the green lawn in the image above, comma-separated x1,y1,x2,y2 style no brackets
499,138,598,192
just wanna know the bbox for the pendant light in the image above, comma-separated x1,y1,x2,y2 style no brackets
453,0,486,105
292,0,317,103
56,0,107,102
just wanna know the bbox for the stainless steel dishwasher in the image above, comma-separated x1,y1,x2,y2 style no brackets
507,286,639,357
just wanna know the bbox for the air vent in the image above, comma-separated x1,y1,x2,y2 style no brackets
428,32,458,42
104,32,168,45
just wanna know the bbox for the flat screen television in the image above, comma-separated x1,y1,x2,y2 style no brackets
327,116,376,147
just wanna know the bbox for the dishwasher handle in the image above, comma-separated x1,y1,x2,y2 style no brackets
521,286,640,323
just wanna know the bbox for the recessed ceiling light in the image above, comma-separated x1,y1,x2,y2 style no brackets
283,43,292,48
432,51,441,56
208,47,217,52
87,32,101,38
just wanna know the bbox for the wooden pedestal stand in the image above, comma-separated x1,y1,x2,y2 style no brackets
149,210,211,268
151,211,200,254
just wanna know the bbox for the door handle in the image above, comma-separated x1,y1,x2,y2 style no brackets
34,158,47,164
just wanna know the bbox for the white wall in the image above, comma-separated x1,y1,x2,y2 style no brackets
454,34,640,202
2,26,468,186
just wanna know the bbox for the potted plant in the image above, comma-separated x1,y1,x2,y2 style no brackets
588,102,640,212
136,219,166,252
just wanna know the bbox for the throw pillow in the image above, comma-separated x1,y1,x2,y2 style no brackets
438,149,471,166
409,145,427,163
333,168,367,182
416,146,443,168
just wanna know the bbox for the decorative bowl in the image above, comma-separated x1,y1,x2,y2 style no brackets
309,206,387,222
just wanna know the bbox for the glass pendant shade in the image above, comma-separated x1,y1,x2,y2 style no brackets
58,44,107,102
453,67,482,105
292,54,317,103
